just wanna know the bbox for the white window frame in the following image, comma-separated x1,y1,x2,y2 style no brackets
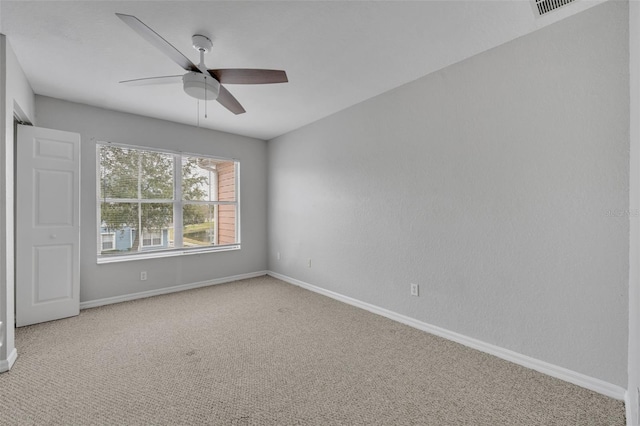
96,142,240,263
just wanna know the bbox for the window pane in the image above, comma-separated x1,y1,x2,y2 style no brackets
183,204,216,246
140,151,174,199
101,202,138,233
100,202,138,255
182,157,236,202
182,156,214,201
218,204,237,245
99,146,174,200
99,146,139,199
217,161,236,202
99,202,173,254
182,204,236,246
141,203,173,250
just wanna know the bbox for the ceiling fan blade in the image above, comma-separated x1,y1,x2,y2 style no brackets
217,85,246,115
209,69,288,85
119,75,183,86
116,13,199,72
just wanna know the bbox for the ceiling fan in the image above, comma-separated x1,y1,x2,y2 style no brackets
116,13,288,115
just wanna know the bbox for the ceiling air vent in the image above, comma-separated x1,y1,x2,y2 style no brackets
532,0,576,16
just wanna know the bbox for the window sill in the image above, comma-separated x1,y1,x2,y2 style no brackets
97,245,240,264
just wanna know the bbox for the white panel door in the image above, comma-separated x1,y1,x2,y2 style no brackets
16,125,80,327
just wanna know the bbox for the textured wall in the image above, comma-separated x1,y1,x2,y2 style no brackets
35,96,268,303
268,1,629,387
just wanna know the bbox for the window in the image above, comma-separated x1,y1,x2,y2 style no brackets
101,232,115,251
97,143,239,261
141,230,163,247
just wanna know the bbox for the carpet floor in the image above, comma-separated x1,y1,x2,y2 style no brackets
0,275,626,425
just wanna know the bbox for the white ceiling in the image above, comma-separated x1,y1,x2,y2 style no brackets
0,0,605,140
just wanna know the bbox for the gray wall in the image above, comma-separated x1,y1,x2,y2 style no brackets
35,96,268,303
268,1,629,387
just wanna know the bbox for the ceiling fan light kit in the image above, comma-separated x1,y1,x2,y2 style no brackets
115,13,288,115
183,72,220,100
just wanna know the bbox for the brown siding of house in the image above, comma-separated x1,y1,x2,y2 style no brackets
217,161,236,245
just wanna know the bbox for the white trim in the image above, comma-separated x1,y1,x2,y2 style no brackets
626,390,632,426
268,271,627,401
0,348,18,373
80,270,267,309
629,0,640,424
97,244,240,264
235,161,241,245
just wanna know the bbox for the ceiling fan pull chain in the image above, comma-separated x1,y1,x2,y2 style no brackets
204,76,208,118
197,99,200,127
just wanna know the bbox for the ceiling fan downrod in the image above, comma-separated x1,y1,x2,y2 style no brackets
192,34,212,71
182,34,219,104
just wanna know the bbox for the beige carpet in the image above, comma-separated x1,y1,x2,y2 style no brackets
0,275,625,425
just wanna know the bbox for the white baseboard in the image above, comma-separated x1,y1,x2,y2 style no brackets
0,348,18,373
80,270,268,310
268,271,627,402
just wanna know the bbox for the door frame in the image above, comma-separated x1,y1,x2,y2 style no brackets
13,108,31,324
12,107,32,325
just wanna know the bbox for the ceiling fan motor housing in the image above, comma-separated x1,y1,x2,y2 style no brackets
183,72,220,100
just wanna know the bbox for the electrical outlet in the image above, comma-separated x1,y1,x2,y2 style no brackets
307,258,312,268
410,283,419,297
277,252,281,261
140,271,147,281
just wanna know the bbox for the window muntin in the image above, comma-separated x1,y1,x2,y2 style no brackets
97,143,239,260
